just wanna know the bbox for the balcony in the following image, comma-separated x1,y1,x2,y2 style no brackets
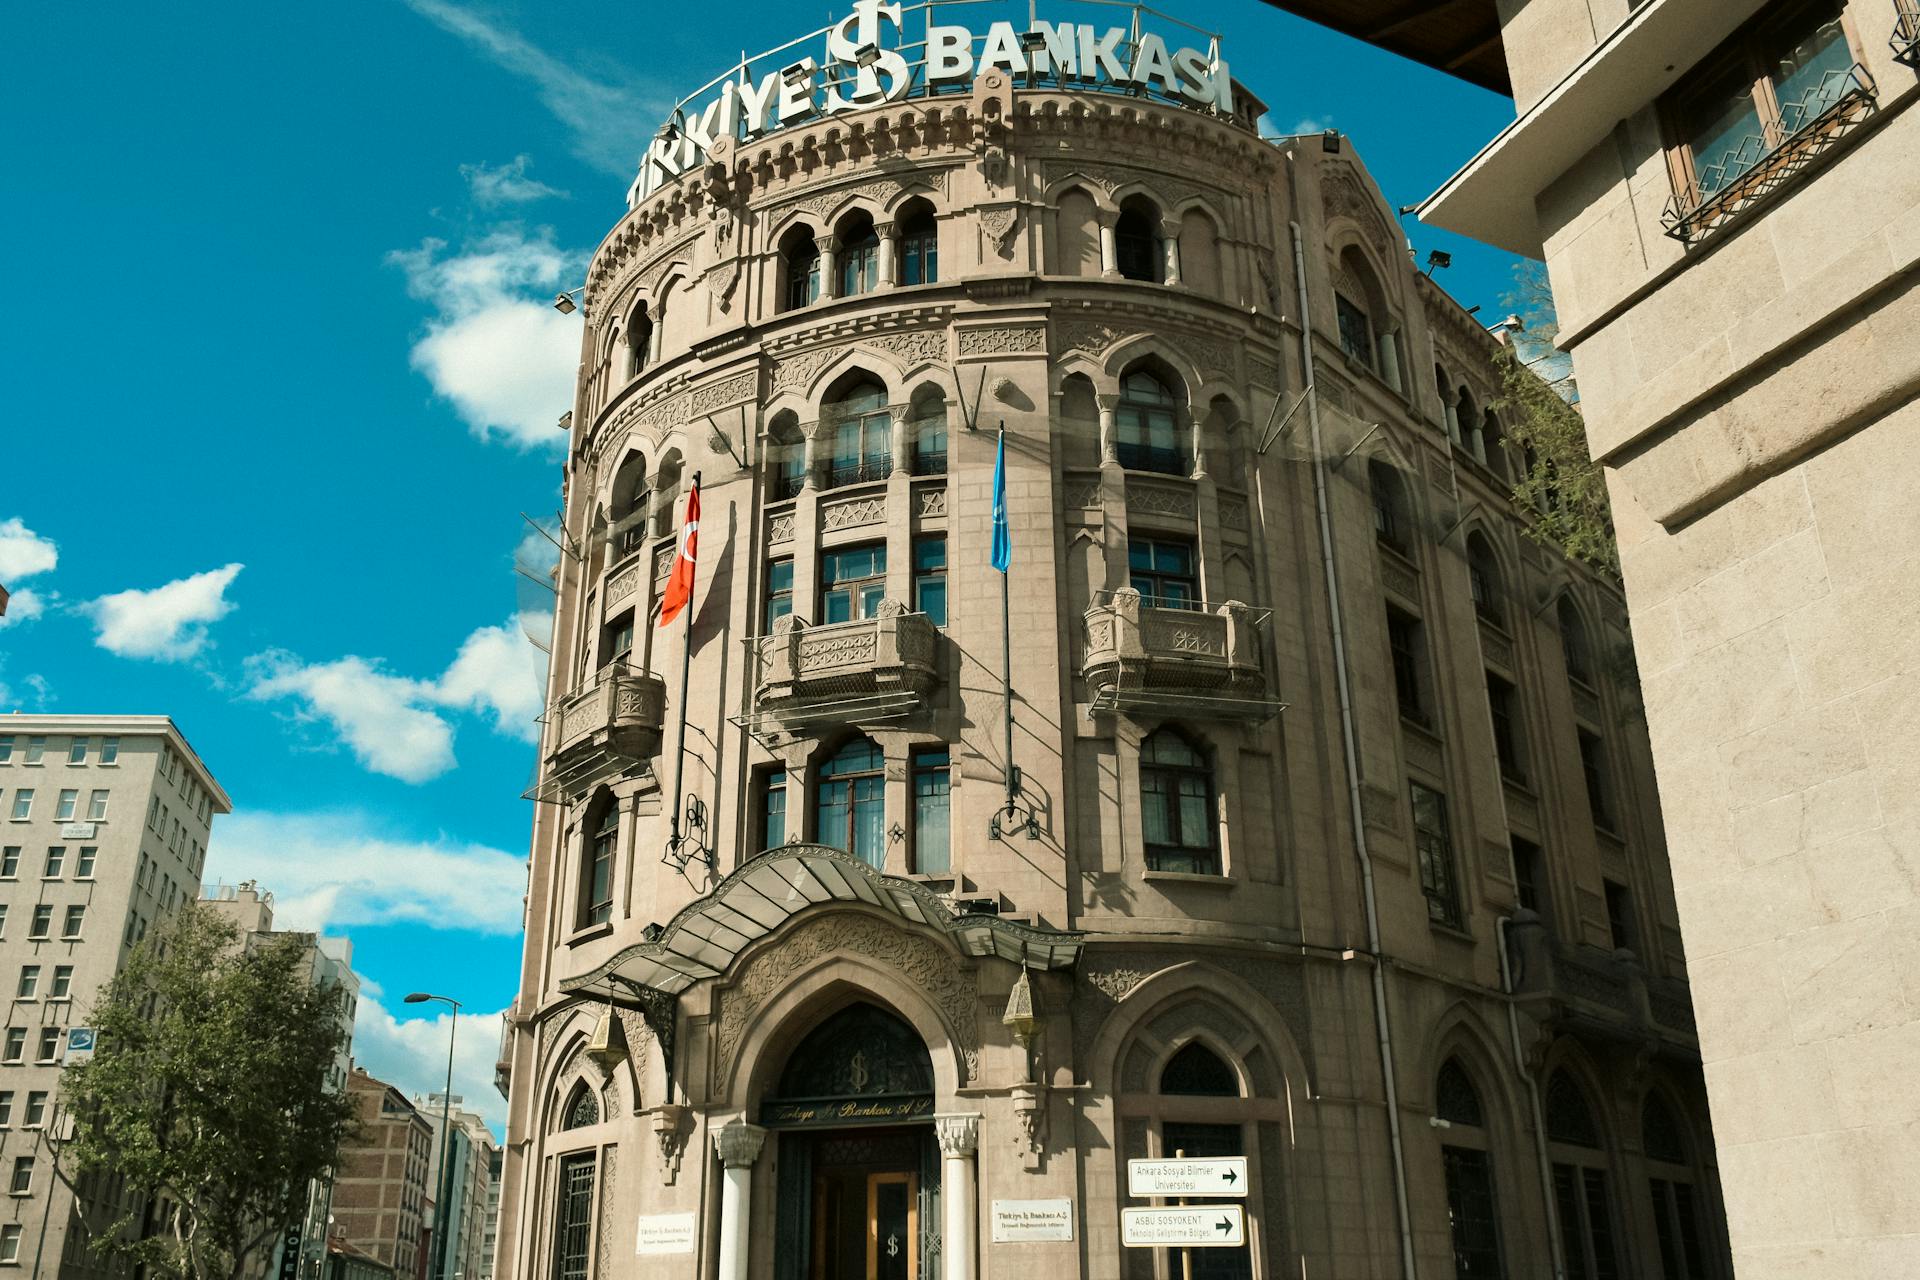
1082,589,1281,719
824,457,893,490
1897,0,1920,67
1505,915,1697,1051
529,661,668,804
745,604,940,735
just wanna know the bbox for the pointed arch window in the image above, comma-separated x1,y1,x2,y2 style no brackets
1155,1040,1250,1278
1546,1071,1621,1280
1160,1042,1238,1096
1115,368,1188,475
1643,1094,1710,1280
899,202,939,286
837,212,881,297
1436,1059,1504,1277
1466,533,1503,626
1558,597,1593,686
1369,459,1410,554
1140,729,1219,876
580,794,617,928
563,1082,600,1130
625,301,653,378
781,226,822,311
909,389,948,476
817,737,885,868
826,379,893,488
1115,198,1162,282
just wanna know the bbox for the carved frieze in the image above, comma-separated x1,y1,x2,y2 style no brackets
772,171,952,226
957,324,1045,357
823,496,886,531
916,487,947,518
1126,483,1197,520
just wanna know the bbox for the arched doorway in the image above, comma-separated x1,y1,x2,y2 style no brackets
767,1002,939,1280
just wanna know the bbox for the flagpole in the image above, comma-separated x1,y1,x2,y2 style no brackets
994,425,1015,821
668,471,701,865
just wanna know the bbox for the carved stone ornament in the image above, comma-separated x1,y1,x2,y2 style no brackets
934,1112,981,1158
1321,168,1400,265
1010,1081,1045,1167
714,914,981,1086
979,206,1020,257
1084,965,1152,1002
1050,161,1212,215
957,324,1045,357
713,1120,768,1169
774,171,951,228
653,1103,692,1185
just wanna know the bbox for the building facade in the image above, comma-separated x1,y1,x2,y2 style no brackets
495,8,1731,1278
338,1069,435,1280
0,715,228,1280
416,1096,498,1280
1400,0,1920,1274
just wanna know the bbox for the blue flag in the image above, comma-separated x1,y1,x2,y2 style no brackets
991,428,1011,573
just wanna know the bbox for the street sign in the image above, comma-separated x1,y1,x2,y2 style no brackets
1127,1157,1249,1198
1122,1206,1246,1248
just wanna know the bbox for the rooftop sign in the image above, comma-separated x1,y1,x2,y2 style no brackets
631,0,1234,205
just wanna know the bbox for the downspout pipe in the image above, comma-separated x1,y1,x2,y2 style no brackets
1286,156,1419,1279
1498,916,1569,1279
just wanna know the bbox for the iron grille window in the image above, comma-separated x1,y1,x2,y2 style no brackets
1386,609,1427,725
765,559,795,631
551,1154,596,1280
1140,730,1219,875
1443,1146,1505,1278
583,801,616,928
911,748,951,875
1553,1164,1621,1280
900,210,939,285
1435,1060,1485,1127
1410,783,1461,927
1336,293,1375,367
1114,370,1187,475
1128,537,1197,610
817,738,885,868
1649,1179,1710,1280
913,537,947,627
820,544,887,623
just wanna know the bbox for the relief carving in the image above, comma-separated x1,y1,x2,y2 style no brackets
957,325,1045,357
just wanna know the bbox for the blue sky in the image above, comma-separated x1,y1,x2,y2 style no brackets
0,0,1520,1131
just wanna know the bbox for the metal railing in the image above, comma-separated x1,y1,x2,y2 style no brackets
1662,62,1878,244
770,473,807,501
1896,0,1920,67
910,449,948,477
1115,443,1189,476
825,457,894,489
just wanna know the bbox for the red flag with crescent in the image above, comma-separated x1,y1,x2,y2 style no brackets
658,480,700,626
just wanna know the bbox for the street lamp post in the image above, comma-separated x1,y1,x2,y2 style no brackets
404,992,461,1280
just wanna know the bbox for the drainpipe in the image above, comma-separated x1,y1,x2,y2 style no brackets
1286,150,1418,1280
1497,916,1569,1279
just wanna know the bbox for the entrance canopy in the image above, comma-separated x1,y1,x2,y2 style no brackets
560,845,1083,999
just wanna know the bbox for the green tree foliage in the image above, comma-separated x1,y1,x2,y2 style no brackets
49,904,355,1280
1492,264,1620,575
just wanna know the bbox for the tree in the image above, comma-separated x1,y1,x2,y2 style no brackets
47,904,356,1280
1492,262,1620,575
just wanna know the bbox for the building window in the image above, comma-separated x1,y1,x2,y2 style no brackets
563,1082,599,1130
1410,783,1461,927
817,737,885,868
1369,460,1410,553
1,1031,20,1064
0,1094,10,1126
764,559,795,631
1578,731,1615,832
1435,1060,1504,1279
22,1094,44,1128
1558,596,1594,687
1386,608,1427,726
820,544,888,624
86,790,109,821
909,393,948,476
34,1028,57,1063
1486,673,1525,784
602,611,635,668
624,301,653,378
836,213,881,297
61,907,84,940
1129,537,1198,610
768,413,806,500
23,740,43,766
1336,293,1375,367
581,797,617,929
911,748,951,876
913,537,947,626
49,967,70,1000
1115,198,1162,282
67,739,87,766
43,847,63,879
8,1157,30,1195
781,226,822,310
899,203,938,285
75,848,95,879
1643,1095,1710,1280
15,968,35,1000
758,769,788,852
0,739,10,765
1604,879,1636,953
1114,369,1187,475
552,1154,596,1280
1140,729,1219,875
0,1222,15,1262
0,848,16,879
9,792,30,821
27,908,49,941
98,738,118,766
1466,533,1503,625
1547,1072,1620,1280
826,380,893,488
1512,837,1546,920
1156,1043,1250,1279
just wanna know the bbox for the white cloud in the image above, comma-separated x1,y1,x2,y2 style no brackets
0,588,46,629
248,653,456,784
83,563,243,661
390,229,582,451
351,992,510,1137
0,519,57,580
432,613,549,743
402,0,660,175
205,809,528,936
462,155,566,206
0,658,53,712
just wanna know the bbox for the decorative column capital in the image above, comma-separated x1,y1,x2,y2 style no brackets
934,1112,981,1158
712,1120,768,1169
813,234,837,254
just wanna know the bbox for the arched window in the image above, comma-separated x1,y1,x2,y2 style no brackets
837,212,880,298
651,451,684,539
1436,365,1462,442
817,737,885,868
562,1081,600,1130
609,452,651,559
824,378,893,488
1435,1059,1503,1277
1115,367,1188,475
1054,187,1102,277
1155,1040,1250,1278
780,225,821,311
1178,209,1222,296
1458,387,1484,461
908,387,948,476
767,412,806,501
1546,1071,1621,1280
1161,1042,1238,1096
580,792,617,928
1336,285,1374,368
625,300,653,378
1140,729,1218,875
1369,459,1409,553
898,200,938,286
1557,597,1593,685
1481,409,1507,481
1466,533,1502,625
1642,1094,1710,1279
1115,197,1162,282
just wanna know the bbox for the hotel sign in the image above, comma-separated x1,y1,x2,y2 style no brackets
761,1094,934,1128
633,0,1235,203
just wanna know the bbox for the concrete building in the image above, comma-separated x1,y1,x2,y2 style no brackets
414,1096,497,1280
479,1147,500,1280
0,715,228,1279
1246,0,1920,1273
337,1069,435,1280
493,5,1733,1278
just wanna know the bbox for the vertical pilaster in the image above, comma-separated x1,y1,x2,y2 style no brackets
712,1121,767,1280
935,1114,981,1280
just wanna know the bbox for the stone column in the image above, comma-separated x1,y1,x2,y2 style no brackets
1096,393,1121,466
1096,210,1120,279
1378,328,1404,394
876,220,899,289
815,234,838,302
889,404,913,476
1159,217,1184,287
713,1120,767,1280
1443,397,1461,445
935,1114,981,1280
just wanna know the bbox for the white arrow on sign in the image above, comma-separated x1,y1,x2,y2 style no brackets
1127,1157,1249,1198
1122,1206,1246,1248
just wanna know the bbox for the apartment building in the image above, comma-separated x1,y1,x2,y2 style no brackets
414,1096,497,1280
336,1069,433,1280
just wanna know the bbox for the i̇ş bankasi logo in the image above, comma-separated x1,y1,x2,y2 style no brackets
631,0,1235,204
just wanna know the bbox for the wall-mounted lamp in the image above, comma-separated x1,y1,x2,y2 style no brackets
553,287,584,315
1321,128,1342,154
1424,249,1453,277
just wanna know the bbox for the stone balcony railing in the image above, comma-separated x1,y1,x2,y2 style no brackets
1082,589,1276,719
1505,912,1698,1050
748,602,940,730
533,660,669,804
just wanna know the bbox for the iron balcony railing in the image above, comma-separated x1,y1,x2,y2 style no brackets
911,449,948,477
825,457,894,489
770,472,806,501
1662,62,1878,245
743,605,941,734
1114,442,1189,476
1896,0,1920,67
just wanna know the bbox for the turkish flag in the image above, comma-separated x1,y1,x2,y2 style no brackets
658,480,700,626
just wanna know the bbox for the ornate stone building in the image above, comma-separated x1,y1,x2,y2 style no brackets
494,16,1729,1279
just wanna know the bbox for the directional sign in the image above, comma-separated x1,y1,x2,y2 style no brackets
1128,1157,1249,1198
1122,1206,1246,1248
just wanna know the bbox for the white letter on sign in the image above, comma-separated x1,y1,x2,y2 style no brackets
737,72,781,137
1027,21,1078,77
979,21,1028,75
775,59,818,126
926,25,974,86
1078,25,1128,83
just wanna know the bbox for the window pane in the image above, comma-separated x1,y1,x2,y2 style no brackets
1682,63,1767,196
1443,1146,1504,1278
913,751,950,875
1769,5,1853,129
